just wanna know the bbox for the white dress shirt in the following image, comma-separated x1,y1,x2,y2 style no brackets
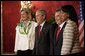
59,21,65,30
39,21,46,31
14,21,38,52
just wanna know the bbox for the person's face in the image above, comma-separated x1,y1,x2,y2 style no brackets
55,11,63,25
55,11,68,25
61,11,69,21
36,11,45,24
21,11,28,21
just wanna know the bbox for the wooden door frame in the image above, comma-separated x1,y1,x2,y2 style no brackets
1,1,3,55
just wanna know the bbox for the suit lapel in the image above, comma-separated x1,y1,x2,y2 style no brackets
35,25,40,43
41,22,47,34
38,22,47,43
56,22,67,42
54,27,58,43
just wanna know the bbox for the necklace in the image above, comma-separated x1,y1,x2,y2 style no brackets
19,21,32,34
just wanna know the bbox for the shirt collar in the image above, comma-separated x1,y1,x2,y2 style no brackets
40,20,46,27
59,21,65,30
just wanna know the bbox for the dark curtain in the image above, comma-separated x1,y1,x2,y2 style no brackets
2,1,21,53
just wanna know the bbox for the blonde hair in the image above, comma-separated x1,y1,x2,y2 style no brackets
20,8,35,22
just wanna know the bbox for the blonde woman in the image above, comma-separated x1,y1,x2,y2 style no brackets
14,8,37,55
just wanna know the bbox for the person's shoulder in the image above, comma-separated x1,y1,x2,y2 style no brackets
45,21,51,25
46,21,57,27
32,21,37,24
50,23,58,30
65,19,78,31
16,24,20,30
67,19,77,26
30,21,38,26
16,21,24,29
52,23,58,27
17,21,24,27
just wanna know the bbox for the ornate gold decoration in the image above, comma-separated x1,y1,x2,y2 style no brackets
21,1,32,10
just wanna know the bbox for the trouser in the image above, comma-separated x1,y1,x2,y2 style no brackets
17,49,32,55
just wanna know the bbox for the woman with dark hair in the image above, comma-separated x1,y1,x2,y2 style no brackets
61,5,78,25
51,5,80,55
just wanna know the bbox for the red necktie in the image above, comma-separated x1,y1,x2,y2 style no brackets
38,25,41,38
56,27,60,40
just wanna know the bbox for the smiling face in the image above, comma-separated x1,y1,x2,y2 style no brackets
21,11,28,21
55,11,63,25
55,10,69,25
36,11,45,24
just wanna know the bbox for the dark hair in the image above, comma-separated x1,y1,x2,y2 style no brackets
36,9,47,19
56,5,78,25
56,8,62,12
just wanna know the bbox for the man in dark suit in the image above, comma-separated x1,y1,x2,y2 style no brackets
51,5,80,55
49,7,67,55
49,8,68,55
33,9,53,55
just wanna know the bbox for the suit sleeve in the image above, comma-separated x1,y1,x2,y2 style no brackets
49,24,56,55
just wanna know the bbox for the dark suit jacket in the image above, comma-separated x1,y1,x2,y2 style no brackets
33,21,53,55
49,23,58,55
50,22,66,55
